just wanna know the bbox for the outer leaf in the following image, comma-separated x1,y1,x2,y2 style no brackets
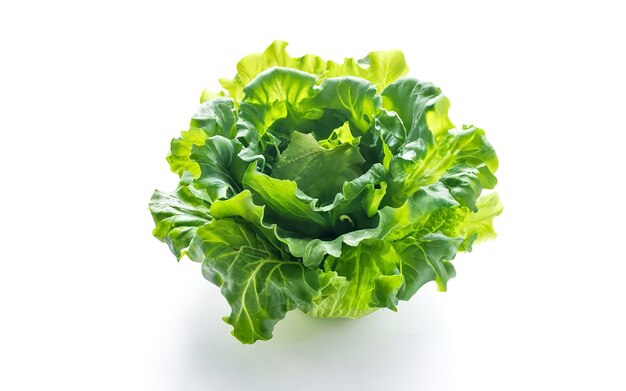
199,88,225,103
220,41,328,103
381,78,454,158
167,98,237,178
413,126,496,185
308,239,403,318
386,126,498,207
219,41,408,103
188,219,319,343
167,127,207,178
271,132,366,203
364,50,410,91
354,181,460,242
458,192,503,248
325,49,409,92
440,163,483,212
395,233,461,298
149,174,212,259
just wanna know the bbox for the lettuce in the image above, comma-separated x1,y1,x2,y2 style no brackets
149,41,502,343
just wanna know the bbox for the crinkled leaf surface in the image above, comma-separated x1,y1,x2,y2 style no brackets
272,132,366,203
188,219,319,343
310,77,382,132
239,67,322,135
149,174,212,259
220,41,408,103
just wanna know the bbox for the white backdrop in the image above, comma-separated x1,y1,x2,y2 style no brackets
1,1,625,390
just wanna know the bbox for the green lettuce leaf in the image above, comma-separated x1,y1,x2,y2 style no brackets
309,77,382,132
382,78,453,154
188,218,319,343
272,132,366,203
239,67,322,136
309,239,403,318
440,163,483,212
189,136,249,201
220,41,328,103
220,41,408,103
215,177,459,268
385,124,498,208
458,192,503,248
149,173,212,259
325,49,409,92
242,165,334,236
167,98,237,178
394,233,461,298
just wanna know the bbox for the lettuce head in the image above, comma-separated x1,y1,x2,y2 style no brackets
149,41,502,343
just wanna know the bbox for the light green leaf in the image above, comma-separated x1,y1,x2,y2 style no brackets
363,181,387,218
309,239,403,318
219,41,408,103
220,41,328,103
412,126,496,185
325,49,409,92
458,192,503,247
167,127,208,178
365,50,410,91
317,121,358,149
199,88,226,103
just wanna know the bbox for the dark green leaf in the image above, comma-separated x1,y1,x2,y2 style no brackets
188,219,319,343
272,132,366,203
